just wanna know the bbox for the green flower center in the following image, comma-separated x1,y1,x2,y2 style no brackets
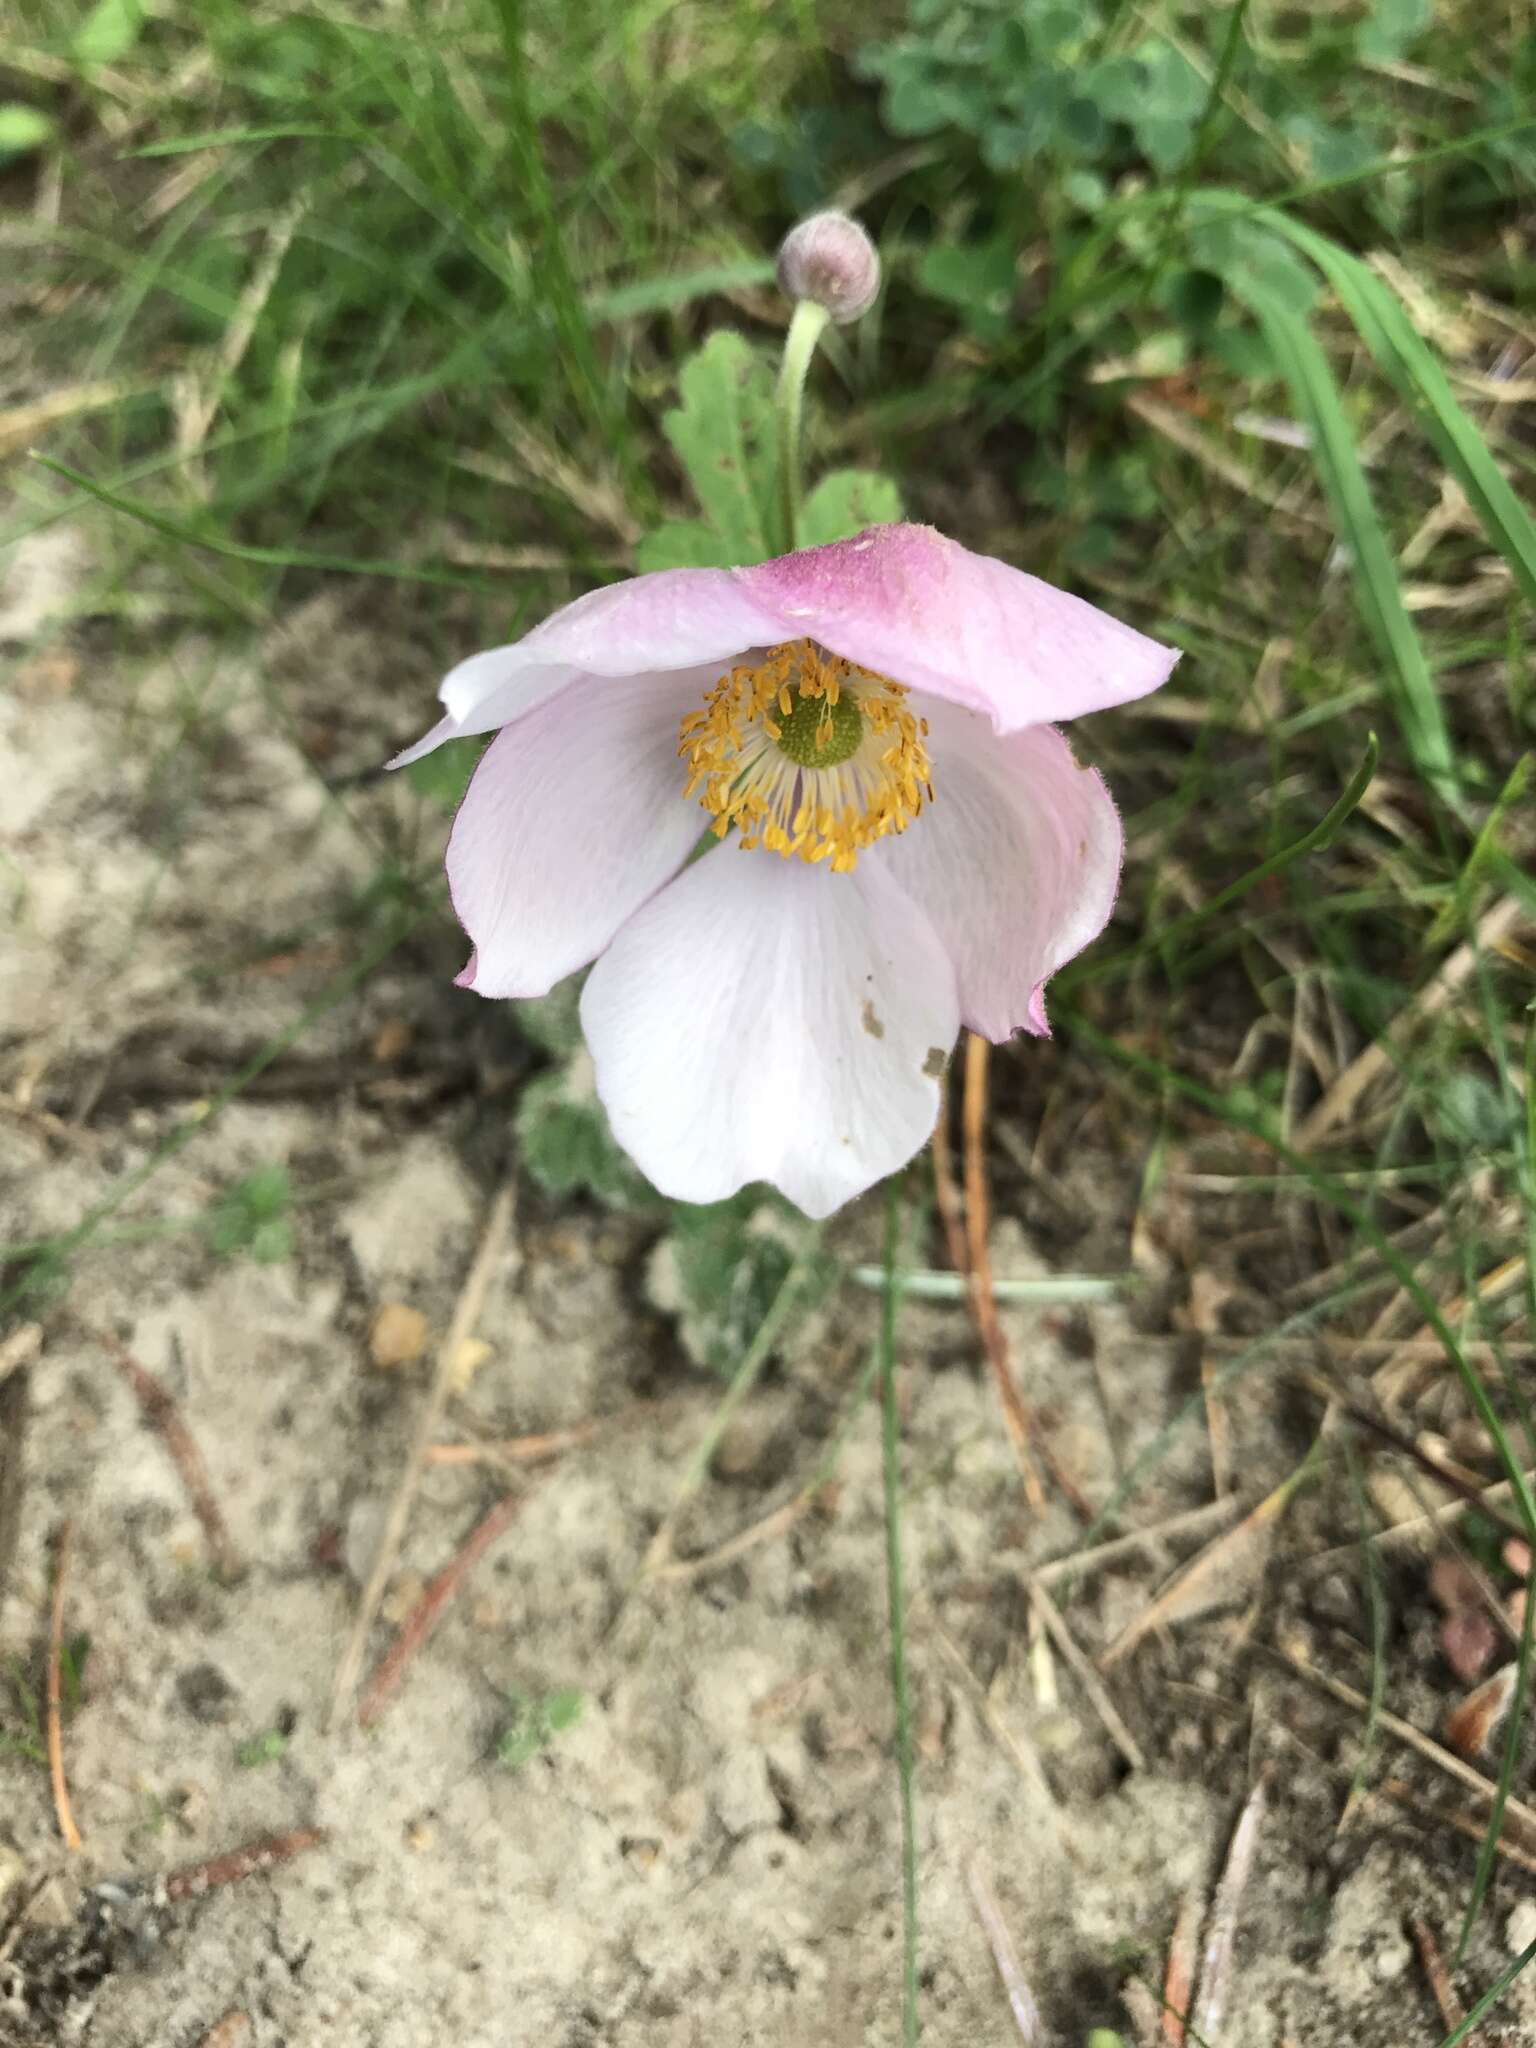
771,687,864,768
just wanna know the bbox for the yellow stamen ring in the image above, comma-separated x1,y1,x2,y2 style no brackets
676,640,933,874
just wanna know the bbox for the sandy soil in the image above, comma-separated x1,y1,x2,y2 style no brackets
3,525,1534,2046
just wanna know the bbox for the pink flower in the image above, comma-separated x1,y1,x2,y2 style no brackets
391,523,1178,1218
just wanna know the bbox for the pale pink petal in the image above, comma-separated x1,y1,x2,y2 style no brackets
868,700,1122,1039
447,671,705,999
388,569,788,767
735,523,1178,731
580,854,959,1217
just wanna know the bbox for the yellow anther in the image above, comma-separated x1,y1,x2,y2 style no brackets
675,638,931,872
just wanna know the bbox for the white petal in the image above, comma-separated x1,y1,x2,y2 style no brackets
580,853,959,1218
448,671,704,999
388,568,786,767
868,701,1122,1039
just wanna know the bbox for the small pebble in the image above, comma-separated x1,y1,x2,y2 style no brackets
369,1302,429,1369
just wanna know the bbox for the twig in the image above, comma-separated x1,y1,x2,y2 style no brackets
357,1489,525,1728
91,1326,244,1582
1380,1777,1536,1877
1032,1497,1239,1589
966,1855,1042,2042
424,1421,601,1467
1191,1771,1269,2043
1271,1647,1536,1843
1410,1915,1471,2039
961,1035,1048,1516
329,1184,514,1727
165,1827,328,1901
1027,1579,1145,1771
1300,1465,1536,1571
650,1496,812,1583
46,1519,83,1853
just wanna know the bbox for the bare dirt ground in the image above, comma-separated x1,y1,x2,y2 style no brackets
3,523,1535,2046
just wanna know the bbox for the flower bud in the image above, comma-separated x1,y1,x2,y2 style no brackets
775,210,881,325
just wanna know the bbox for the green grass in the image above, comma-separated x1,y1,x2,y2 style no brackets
3,0,1535,2033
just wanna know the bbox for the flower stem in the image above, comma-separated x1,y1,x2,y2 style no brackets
775,297,831,553
878,1176,920,2045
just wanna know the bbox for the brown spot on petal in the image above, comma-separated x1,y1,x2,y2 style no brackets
922,1047,947,1079
861,999,885,1040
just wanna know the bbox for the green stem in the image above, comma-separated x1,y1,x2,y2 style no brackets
878,1178,919,2045
775,298,830,552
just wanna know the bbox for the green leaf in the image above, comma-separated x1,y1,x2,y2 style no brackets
650,1192,830,1374
403,735,484,811
0,105,55,158
916,237,1016,335
515,1058,657,1209
658,331,777,568
1357,0,1431,62
1220,268,1456,794
543,1687,584,1733
72,0,144,68
235,1728,289,1768
797,470,904,547
634,519,740,572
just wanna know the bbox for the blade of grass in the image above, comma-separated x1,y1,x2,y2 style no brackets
1225,273,1457,795
1262,216,1536,608
1077,735,1378,986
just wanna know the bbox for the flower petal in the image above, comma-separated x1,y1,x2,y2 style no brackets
580,853,959,1217
388,569,787,767
735,523,1178,731
868,701,1122,1039
447,671,705,999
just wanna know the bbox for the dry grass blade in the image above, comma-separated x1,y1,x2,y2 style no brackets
966,1855,1042,2043
934,1625,1059,1820
1443,1663,1518,1759
1191,1772,1269,2043
1162,1887,1203,2045
91,1325,244,1582
1102,1467,1307,1667
1122,1977,1165,2048
46,1518,83,1853
1032,1497,1240,1590
1294,895,1528,1147
357,1489,525,1728
0,380,145,458
329,1184,515,1727
1379,1777,1536,1877
1274,1648,1536,1843
1028,1579,1145,1770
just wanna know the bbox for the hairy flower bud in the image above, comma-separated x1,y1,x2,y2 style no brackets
775,211,881,325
